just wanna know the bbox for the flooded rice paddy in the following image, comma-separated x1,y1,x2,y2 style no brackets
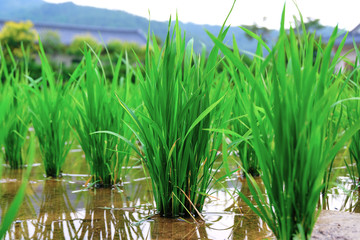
0,147,359,239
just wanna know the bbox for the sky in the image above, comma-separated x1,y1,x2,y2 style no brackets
44,0,360,31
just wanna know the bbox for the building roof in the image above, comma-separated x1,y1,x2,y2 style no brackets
0,19,147,46
334,24,360,46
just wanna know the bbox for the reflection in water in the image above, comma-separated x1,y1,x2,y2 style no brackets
33,180,78,239
77,188,151,239
149,215,208,239
203,178,272,240
2,175,156,239
355,192,360,213
337,181,360,213
3,179,77,239
1,155,357,239
224,179,271,240
324,176,360,212
0,167,275,239
321,152,360,211
0,169,39,240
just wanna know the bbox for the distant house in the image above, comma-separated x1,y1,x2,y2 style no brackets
332,24,360,71
0,19,147,46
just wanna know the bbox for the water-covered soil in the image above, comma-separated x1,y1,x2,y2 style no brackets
0,148,359,239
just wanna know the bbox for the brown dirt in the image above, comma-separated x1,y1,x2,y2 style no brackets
312,210,360,240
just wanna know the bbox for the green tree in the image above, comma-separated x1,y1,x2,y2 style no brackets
0,20,38,59
67,34,101,56
106,40,145,63
40,30,64,55
242,24,271,41
295,18,324,32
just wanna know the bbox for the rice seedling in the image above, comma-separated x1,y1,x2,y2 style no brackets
231,105,259,176
348,117,360,185
0,84,9,154
112,15,232,218
209,7,360,239
2,75,30,169
346,46,360,185
0,52,36,240
0,45,30,169
0,88,11,164
73,47,133,187
3,88,30,169
27,40,73,177
224,47,264,177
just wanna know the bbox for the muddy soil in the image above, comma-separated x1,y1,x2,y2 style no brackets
312,210,360,240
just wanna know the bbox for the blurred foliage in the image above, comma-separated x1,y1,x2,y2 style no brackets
294,18,325,32
40,30,64,55
67,34,101,56
106,40,146,63
0,21,38,59
242,24,271,41
0,20,159,83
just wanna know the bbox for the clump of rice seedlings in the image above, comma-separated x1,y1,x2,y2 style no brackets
232,107,259,176
116,17,230,218
2,72,30,169
224,48,263,177
0,88,11,162
27,40,73,177
209,7,360,239
73,47,133,187
348,113,360,185
4,86,30,169
0,46,30,169
346,47,360,185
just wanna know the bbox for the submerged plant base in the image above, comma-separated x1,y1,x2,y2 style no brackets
85,174,124,188
45,174,62,179
160,206,198,219
0,162,275,240
44,170,63,178
4,159,25,169
240,167,261,178
92,181,118,188
0,153,358,239
5,154,24,169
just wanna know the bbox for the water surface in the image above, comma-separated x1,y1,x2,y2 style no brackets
0,148,358,239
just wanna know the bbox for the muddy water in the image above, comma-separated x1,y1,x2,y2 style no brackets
0,148,358,239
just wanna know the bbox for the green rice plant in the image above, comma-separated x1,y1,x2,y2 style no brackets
27,40,73,177
4,86,30,168
73,47,133,187
232,104,259,176
0,88,11,162
112,16,232,218
209,7,360,239
224,47,264,177
348,123,360,185
346,46,360,185
0,45,30,169
2,72,30,169
0,43,34,240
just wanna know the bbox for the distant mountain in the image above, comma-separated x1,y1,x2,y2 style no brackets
0,0,268,53
0,0,336,53
0,0,43,15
